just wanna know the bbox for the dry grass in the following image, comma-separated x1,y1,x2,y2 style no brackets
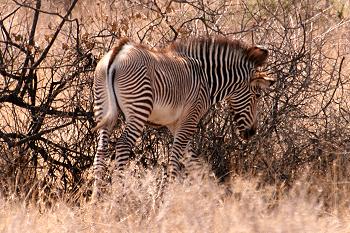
1,169,349,233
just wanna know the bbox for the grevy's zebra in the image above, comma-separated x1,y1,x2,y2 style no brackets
92,37,274,200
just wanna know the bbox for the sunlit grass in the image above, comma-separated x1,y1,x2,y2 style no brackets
1,169,348,233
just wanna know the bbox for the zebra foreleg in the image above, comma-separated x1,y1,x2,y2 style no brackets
183,142,205,179
168,124,197,181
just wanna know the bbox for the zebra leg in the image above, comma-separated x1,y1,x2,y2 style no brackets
183,142,204,178
168,123,197,181
112,120,147,179
92,127,112,202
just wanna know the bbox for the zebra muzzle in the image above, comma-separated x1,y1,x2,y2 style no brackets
239,127,256,141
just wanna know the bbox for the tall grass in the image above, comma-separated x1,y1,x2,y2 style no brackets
1,169,349,233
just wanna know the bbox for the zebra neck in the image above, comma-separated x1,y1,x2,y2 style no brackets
208,81,236,105
195,57,239,105
185,58,237,106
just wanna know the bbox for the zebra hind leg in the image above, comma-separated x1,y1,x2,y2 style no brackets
111,121,147,183
92,127,112,202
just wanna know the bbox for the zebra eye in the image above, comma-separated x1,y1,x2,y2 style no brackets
254,87,262,99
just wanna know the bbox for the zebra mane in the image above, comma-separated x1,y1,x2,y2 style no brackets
167,37,265,66
171,36,247,50
170,37,246,53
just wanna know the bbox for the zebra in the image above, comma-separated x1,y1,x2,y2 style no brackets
91,37,274,200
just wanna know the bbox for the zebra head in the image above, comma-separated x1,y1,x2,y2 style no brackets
228,46,275,141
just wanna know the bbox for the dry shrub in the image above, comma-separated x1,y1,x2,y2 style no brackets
0,0,350,215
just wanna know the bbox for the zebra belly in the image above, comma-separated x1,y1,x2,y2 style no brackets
148,104,183,126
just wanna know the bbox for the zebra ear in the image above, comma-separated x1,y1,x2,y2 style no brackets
251,72,276,89
247,46,268,66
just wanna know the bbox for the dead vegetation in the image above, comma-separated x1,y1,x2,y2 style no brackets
0,172,348,233
0,0,350,231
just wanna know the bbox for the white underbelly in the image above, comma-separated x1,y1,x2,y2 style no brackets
148,104,183,126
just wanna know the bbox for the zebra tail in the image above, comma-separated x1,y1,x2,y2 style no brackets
92,50,120,132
